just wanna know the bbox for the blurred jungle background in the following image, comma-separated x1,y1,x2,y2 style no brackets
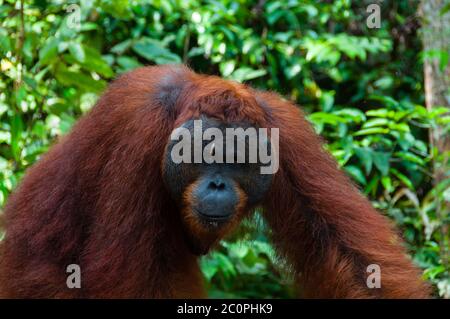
0,0,449,298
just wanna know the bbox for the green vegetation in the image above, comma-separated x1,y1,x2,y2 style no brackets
0,0,448,298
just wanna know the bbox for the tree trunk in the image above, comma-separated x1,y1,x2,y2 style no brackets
419,0,450,290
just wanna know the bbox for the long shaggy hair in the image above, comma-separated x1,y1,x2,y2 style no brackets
0,65,430,298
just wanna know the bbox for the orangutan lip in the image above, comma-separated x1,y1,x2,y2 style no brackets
193,208,230,223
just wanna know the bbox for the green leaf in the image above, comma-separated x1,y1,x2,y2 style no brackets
100,0,132,19
374,76,393,89
424,265,445,280
394,151,425,165
353,127,389,136
365,175,379,196
345,165,367,185
228,242,249,259
31,120,46,139
441,3,450,15
220,60,236,77
309,112,348,125
334,108,366,122
200,258,219,281
373,151,390,176
59,113,76,134
285,64,302,79
354,147,373,175
381,176,393,193
0,27,11,54
362,118,389,128
68,42,85,63
132,38,181,64
319,91,334,112
388,123,410,133
39,37,59,65
55,67,106,93
81,46,114,78
368,95,400,109
111,39,133,54
366,109,389,117
0,156,8,171
213,252,236,278
10,114,24,161
390,168,414,190
229,67,267,83
443,187,450,202
117,56,142,72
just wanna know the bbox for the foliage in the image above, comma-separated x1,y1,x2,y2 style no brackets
0,0,448,298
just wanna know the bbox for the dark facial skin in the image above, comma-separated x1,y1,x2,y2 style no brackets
162,116,273,231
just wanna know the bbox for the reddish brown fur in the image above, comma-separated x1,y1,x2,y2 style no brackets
0,65,430,298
